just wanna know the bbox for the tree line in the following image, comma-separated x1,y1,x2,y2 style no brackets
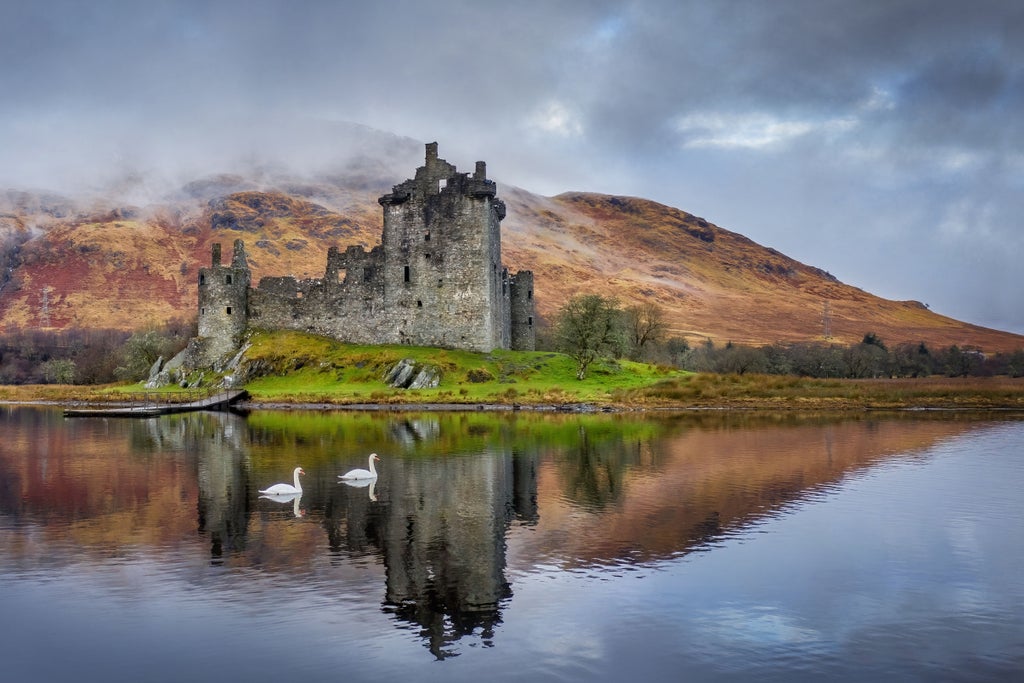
0,320,194,385
542,294,1024,380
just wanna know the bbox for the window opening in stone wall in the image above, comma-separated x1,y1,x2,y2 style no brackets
528,316,533,326
226,306,232,315
404,265,410,283
296,291,303,299
201,308,205,316
363,266,373,282
425,253,430,259
226,275,232,285
424,232,431,241
338,269,346,284
528,290,533,300
199,274,206,285
417,300,422,308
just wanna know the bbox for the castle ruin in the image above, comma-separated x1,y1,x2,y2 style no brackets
194,143,535,365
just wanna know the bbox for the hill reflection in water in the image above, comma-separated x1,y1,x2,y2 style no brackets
0,407,1007,662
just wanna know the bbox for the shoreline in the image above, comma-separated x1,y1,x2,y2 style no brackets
4,376,1024,414
5,397,1024,415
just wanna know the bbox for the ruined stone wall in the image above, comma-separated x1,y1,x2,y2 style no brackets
248,243,392,344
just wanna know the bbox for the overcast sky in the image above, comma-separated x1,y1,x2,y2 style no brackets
2,0,1022,335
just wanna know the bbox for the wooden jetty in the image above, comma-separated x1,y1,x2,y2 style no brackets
63,389,249,418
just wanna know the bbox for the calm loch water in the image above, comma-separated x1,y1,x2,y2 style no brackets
1,406,1022,681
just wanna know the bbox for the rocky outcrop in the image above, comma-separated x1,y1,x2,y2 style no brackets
384,358,441,389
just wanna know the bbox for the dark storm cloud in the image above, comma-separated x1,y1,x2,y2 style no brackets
549,1,1024,156
0,0,1021,333
4,1,1021,153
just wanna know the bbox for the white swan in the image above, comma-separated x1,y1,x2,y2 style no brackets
339,453,380,480
259,466,304,495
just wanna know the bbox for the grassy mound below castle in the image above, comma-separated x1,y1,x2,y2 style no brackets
230,330,676,406
213,331,1024,410
3,329,1024,410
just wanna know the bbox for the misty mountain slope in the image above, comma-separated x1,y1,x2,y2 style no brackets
499,189,1021,351
1,176,1021,353
0,185,386,331
1,208,194,329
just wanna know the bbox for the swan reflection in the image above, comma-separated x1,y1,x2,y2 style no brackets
341,477,377,501
259,492,305,517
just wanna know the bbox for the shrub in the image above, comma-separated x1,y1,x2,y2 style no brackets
466,368,495,383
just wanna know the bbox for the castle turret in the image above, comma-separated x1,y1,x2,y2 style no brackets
509,271,535,351
197,239,251,365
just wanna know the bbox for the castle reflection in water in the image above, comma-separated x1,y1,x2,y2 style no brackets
183,412,537,659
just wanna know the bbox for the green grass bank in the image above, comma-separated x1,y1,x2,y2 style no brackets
2,330,1024,411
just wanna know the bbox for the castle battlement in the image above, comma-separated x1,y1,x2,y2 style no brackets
194,143,534,366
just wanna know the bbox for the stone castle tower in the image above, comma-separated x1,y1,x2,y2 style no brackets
196,240,250,364
194,143,534,366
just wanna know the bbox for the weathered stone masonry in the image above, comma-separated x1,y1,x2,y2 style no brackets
194,143,535,365
196,240,250,365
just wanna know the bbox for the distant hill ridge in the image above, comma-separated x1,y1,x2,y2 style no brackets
1,132,1021,353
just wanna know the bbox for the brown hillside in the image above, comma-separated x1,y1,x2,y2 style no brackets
500,189,1023,352
0,208,195,330
201,191,382,281
1,178,1022,354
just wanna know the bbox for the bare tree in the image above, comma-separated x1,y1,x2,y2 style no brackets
716,344,769,375
554,294,624,380
624,302,667,361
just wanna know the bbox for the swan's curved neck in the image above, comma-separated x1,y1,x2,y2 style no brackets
368,456,377,477
293,468,303,491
